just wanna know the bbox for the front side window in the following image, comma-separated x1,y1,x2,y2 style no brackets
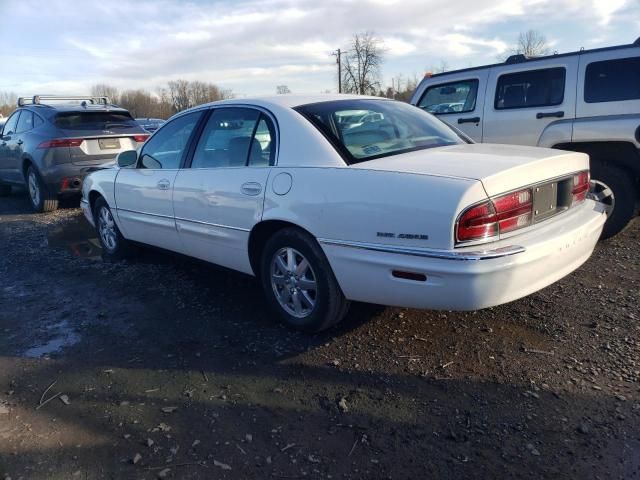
418,79,479,114
495,67,566,109
296,99,464,164
139,111,202,169
16,111,34,133
585,56,640,103
191,108,275,169
2,111,20,136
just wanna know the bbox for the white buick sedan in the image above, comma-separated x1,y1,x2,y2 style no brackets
81,95,606,331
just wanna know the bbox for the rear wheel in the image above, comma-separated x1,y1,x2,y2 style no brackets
27,166,58,213
0,184,11,196
260,228,350,332
94,197,134,261
589,163,636,239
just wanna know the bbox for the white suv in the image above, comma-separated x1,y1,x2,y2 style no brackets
411,37,640,238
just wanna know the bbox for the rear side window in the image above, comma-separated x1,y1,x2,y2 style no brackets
418,79,479,114
495,67,566,109
2,111,20,135
54,111,138,130
16,111,34,133
584,57,640,103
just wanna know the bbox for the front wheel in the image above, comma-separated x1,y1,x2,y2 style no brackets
93,197,134,261
260,228,350,332
589,163,637,239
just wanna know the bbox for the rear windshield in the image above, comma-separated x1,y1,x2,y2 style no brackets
54,111,138,130
295,100,464,164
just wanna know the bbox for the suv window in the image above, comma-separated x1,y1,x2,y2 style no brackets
495,67,566,109
418,79,479,114
16,111,34,133
585,56,640,103
2,111,20,136
139,111,202,170
191,108,269,169
54,111,138,130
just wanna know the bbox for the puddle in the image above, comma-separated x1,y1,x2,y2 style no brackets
23,320,81,358
47,217,102,259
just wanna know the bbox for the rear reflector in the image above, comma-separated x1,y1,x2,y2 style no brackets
392,270,427,282
38,138,84,149
571,170,590,206
133,135,150,143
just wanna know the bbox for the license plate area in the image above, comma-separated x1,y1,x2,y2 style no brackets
533,181,558,222
98,138,121,150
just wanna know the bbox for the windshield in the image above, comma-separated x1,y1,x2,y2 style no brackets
54,111,138,130
295,99,465,164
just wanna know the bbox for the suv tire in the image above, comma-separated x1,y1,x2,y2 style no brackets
27,166,58,213
260,227,350,332
591,162,637,239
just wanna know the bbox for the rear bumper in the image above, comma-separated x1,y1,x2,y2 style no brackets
320,200,606,310
40,161,116,196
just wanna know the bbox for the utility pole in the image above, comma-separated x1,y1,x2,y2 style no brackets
332,49,342,93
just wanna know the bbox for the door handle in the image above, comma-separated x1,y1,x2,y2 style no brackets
16,139,23,145
536,111,564,119
241,182,262,196
157,179,170,190
458,117,481,124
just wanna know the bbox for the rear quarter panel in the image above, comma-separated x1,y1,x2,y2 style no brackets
262,166,486,250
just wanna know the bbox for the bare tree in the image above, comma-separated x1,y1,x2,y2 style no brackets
506,30,550,58
0,91,17,117
276,85,291,94
90,84,120,103
342,32,386,95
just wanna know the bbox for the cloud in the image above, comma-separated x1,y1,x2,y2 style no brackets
0,0,636,96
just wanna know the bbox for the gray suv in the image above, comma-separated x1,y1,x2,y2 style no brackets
411,37,640,238
0,95,149,212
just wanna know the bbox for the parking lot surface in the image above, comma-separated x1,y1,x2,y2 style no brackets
0,189,638,479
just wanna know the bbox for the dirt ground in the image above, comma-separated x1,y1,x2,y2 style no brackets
0,188,638,480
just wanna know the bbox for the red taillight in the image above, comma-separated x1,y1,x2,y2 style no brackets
38,138,84,149
457,188,533,243
133,134,150,143
571,170,590,206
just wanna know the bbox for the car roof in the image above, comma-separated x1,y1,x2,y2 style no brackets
196,94,389,110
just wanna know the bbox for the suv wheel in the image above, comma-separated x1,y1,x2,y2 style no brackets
590,163,637,239
0,184,11,196
27,166,58,213
94,197,134,261
260,228,350,332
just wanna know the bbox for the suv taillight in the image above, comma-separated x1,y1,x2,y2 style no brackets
133,134,150,143
38,138,84,149
571,170,590,206
456,188,533,243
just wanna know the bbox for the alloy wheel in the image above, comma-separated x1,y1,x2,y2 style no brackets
28,171,40,207
588,179,615,216
97,206,118,252
270,247,318,318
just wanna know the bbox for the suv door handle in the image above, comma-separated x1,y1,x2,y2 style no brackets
536,111,564,119
241,182,262,196
458,117,481,124
157,179,170,190
16,139,23,145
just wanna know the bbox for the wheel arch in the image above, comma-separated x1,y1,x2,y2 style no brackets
21,156,34,181
248,219,318,277
553,141,640,178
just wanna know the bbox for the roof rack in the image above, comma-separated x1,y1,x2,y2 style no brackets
17,95,110,107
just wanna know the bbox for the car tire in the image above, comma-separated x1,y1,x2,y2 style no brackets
260,227,350,332
93,196,134,261
590,162,637,239
0,184,11,196
27,166,58,213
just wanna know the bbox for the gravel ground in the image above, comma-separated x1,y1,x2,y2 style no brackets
0,188,638,479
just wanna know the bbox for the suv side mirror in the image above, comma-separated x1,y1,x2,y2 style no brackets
117,150,138,168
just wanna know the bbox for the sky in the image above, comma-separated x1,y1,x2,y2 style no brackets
0,0,638,98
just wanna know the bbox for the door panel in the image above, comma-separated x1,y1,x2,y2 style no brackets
0,111,23,184
482,58,578,146
173,167,269,274
114,168,180,251
413,71,488,141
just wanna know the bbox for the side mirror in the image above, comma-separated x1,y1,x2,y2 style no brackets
117,150,138,168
